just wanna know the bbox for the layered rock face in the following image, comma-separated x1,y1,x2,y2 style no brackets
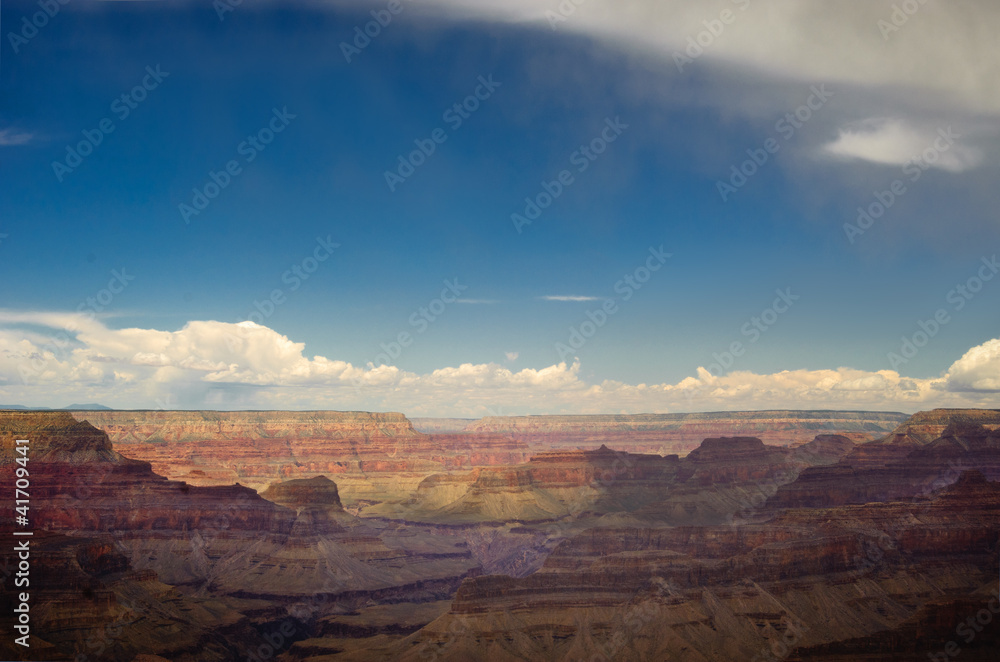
1,412,298,659
765,412,1000,510
383,468,1000,662
371,445,681,524
2,411,294,534
352,435,855,593
261,475,352,536
0,412,481,661
463,410,907,456
11,408,998,661
374,435,852,528
69,410,529,505
410,418,477,433
877,408,1000,445
0,528,272,662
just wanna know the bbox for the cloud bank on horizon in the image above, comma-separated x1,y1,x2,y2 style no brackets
1,312,997,416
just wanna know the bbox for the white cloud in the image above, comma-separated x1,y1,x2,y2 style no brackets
505,351,519,361
1,311,998,415
822,118,983,172
539,295,603,302
0,129,32,146
944,338,1000,392
411,0,1000,116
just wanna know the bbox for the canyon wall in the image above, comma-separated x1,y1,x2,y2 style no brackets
462,410,909,455
69,410,529,505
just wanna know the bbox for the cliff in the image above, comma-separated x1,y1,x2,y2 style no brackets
463,410,907,456
69,410,529,505
387,468,1000,661
765,412,1000,510
876,408,1000,445
0,412,482,661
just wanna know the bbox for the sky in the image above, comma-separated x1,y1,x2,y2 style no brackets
0,0,998,416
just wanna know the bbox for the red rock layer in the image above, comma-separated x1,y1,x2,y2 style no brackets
462,410,907,455
877,408,1000,445
766,419,1000,510
67,410,530,498
397,469,1000,661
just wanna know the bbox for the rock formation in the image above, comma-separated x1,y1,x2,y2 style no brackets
462,410,907,456
69,410,529,506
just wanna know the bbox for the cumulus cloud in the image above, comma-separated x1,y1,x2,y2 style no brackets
505,351,519,361
822,118,983,172
944,338,1000,392
1,311,998,415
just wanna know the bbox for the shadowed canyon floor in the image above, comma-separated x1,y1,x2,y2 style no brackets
1,409,997,661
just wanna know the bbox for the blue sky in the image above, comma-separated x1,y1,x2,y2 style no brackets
1,0,998,415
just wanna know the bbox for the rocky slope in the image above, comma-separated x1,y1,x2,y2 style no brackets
9,408,999,661
876,408,1000,445
364,468,1000,662
371,435,852,527
765,417,1000,511
0,412,482,661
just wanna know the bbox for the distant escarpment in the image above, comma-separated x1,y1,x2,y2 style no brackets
70,410,529,505
463,410,907,456
764,410,1000,511
877,407,1000,445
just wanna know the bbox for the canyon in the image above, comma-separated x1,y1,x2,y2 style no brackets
65,409,904,509
461,410,908,454
1,408,997,661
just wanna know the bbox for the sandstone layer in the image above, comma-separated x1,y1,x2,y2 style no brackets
463,410,908,456
0,412,481,661
68,410,529,506
371,469,1000,662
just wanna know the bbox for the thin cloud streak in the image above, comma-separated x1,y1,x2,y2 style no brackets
0,129,33,146
539,295,603,302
